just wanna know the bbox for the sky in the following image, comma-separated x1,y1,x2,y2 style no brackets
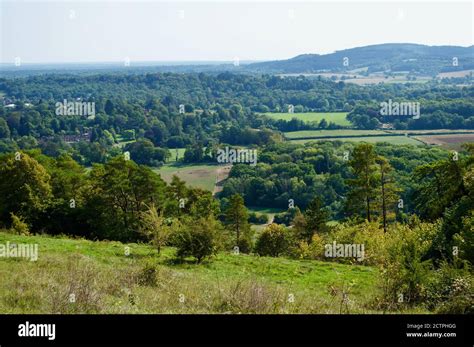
0,0,473,64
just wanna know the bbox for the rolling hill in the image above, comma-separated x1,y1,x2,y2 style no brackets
247,43,474,75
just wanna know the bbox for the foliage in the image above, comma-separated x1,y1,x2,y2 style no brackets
172,216,224,263
138,204,174,254
223,194,253,253
9,212,30,235
255,224,292,257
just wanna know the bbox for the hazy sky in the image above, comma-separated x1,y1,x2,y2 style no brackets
1,1,472,63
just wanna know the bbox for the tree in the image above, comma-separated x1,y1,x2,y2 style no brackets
0,152,52,228
318,118,328,129
139,204,173,254
346,144,378,221
124,139,169,166
223,194,252,252
104,100,114,115
302,196,329,241
375,156,400,232
0,118,10,139
86,156,167,241
173,216,223,263
255,223,291,257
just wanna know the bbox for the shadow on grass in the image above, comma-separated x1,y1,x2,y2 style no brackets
163,257,211,266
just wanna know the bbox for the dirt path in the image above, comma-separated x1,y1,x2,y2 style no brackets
212,165,232,196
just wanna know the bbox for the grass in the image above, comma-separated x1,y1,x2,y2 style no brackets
247,206,284,215
167,148,186,162
0,231,403,314
114,135,136,148
154,163,218,192
290,136,424,146
264,112,351,126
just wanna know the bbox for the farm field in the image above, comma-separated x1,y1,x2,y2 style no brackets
437,69,474,79
290,136,424,146
277,73,432,85
154,164,219,192
264,112,351,126
385,129,474,135
414,134,474,150
0,231,400,314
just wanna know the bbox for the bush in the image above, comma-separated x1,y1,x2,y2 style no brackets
375,223,436,309
425,261,473,314
139,204,173,254
248,212,268,224
273,208,300,226
173,217,224,263
10,213,30,235
255,224,291,257
136,262,158,287
293,234,325,260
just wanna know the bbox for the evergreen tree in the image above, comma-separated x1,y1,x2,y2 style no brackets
223,194,252,252
346,143,378,221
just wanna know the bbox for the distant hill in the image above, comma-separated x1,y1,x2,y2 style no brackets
246,43,474,75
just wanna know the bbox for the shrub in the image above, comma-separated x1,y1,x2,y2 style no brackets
139,204,173,254
293,233,325,260
425,261,473,314
173,216,224,263
10,213,30,235
255,224,291,257
375,223,435,309
136,262,158,287
248,212,268,224
273,208,300,226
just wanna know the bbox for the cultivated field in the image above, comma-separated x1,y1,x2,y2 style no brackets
290,136,423,146
414,134,474,150
437,69,473,79
154,164,220,192
264,112,351,126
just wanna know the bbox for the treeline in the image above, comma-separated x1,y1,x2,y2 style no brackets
0,151,238,247
0,74,473,159
348,98,474,130
220,141,455,218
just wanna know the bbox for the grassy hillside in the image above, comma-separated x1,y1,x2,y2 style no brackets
0,231,425,314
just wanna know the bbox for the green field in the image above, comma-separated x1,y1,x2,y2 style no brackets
0,231,398,314
247,206,284,215
290,136,424,146
154,164,218,191
264,112,351,126
167,148,186,162
114,135,136,148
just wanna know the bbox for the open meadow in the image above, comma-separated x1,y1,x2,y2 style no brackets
264,112,351,126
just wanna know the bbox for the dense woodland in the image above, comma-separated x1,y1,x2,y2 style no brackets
0,73,473,167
